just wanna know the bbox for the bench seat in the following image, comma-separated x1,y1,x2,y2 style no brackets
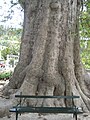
10,106,83,114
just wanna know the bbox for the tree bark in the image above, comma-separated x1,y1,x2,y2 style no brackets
3,0,90,112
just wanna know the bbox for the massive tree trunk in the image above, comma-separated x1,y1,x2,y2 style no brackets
3,0,90,111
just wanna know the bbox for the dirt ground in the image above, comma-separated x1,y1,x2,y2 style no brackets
0,112,90,120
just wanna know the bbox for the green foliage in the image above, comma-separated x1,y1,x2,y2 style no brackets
80,40,90,69
80,0,90,69
0,71,12,80
80,0,90,38
1,48,10,60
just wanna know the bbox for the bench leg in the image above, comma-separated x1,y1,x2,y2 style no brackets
16,112,18,120
75,114,77,120
74,113,77,120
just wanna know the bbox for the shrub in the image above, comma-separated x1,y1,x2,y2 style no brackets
0,71,12,80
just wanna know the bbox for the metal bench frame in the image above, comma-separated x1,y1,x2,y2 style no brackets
9,94,83,120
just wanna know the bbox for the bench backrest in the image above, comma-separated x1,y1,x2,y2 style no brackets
15,94,80,108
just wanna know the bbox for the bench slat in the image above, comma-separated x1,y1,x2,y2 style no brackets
15,95,80,99
10,107,83,114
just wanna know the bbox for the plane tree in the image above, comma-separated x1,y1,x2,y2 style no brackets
3,0,90,112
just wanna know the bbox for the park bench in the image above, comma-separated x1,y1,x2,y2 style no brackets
9,94,83,120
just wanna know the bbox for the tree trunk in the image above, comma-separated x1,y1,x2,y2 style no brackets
3,0,90,111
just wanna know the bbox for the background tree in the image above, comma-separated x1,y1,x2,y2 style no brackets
0,26,22,59
3,0,90,112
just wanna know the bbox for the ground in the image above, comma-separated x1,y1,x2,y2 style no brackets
0,112,90,120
